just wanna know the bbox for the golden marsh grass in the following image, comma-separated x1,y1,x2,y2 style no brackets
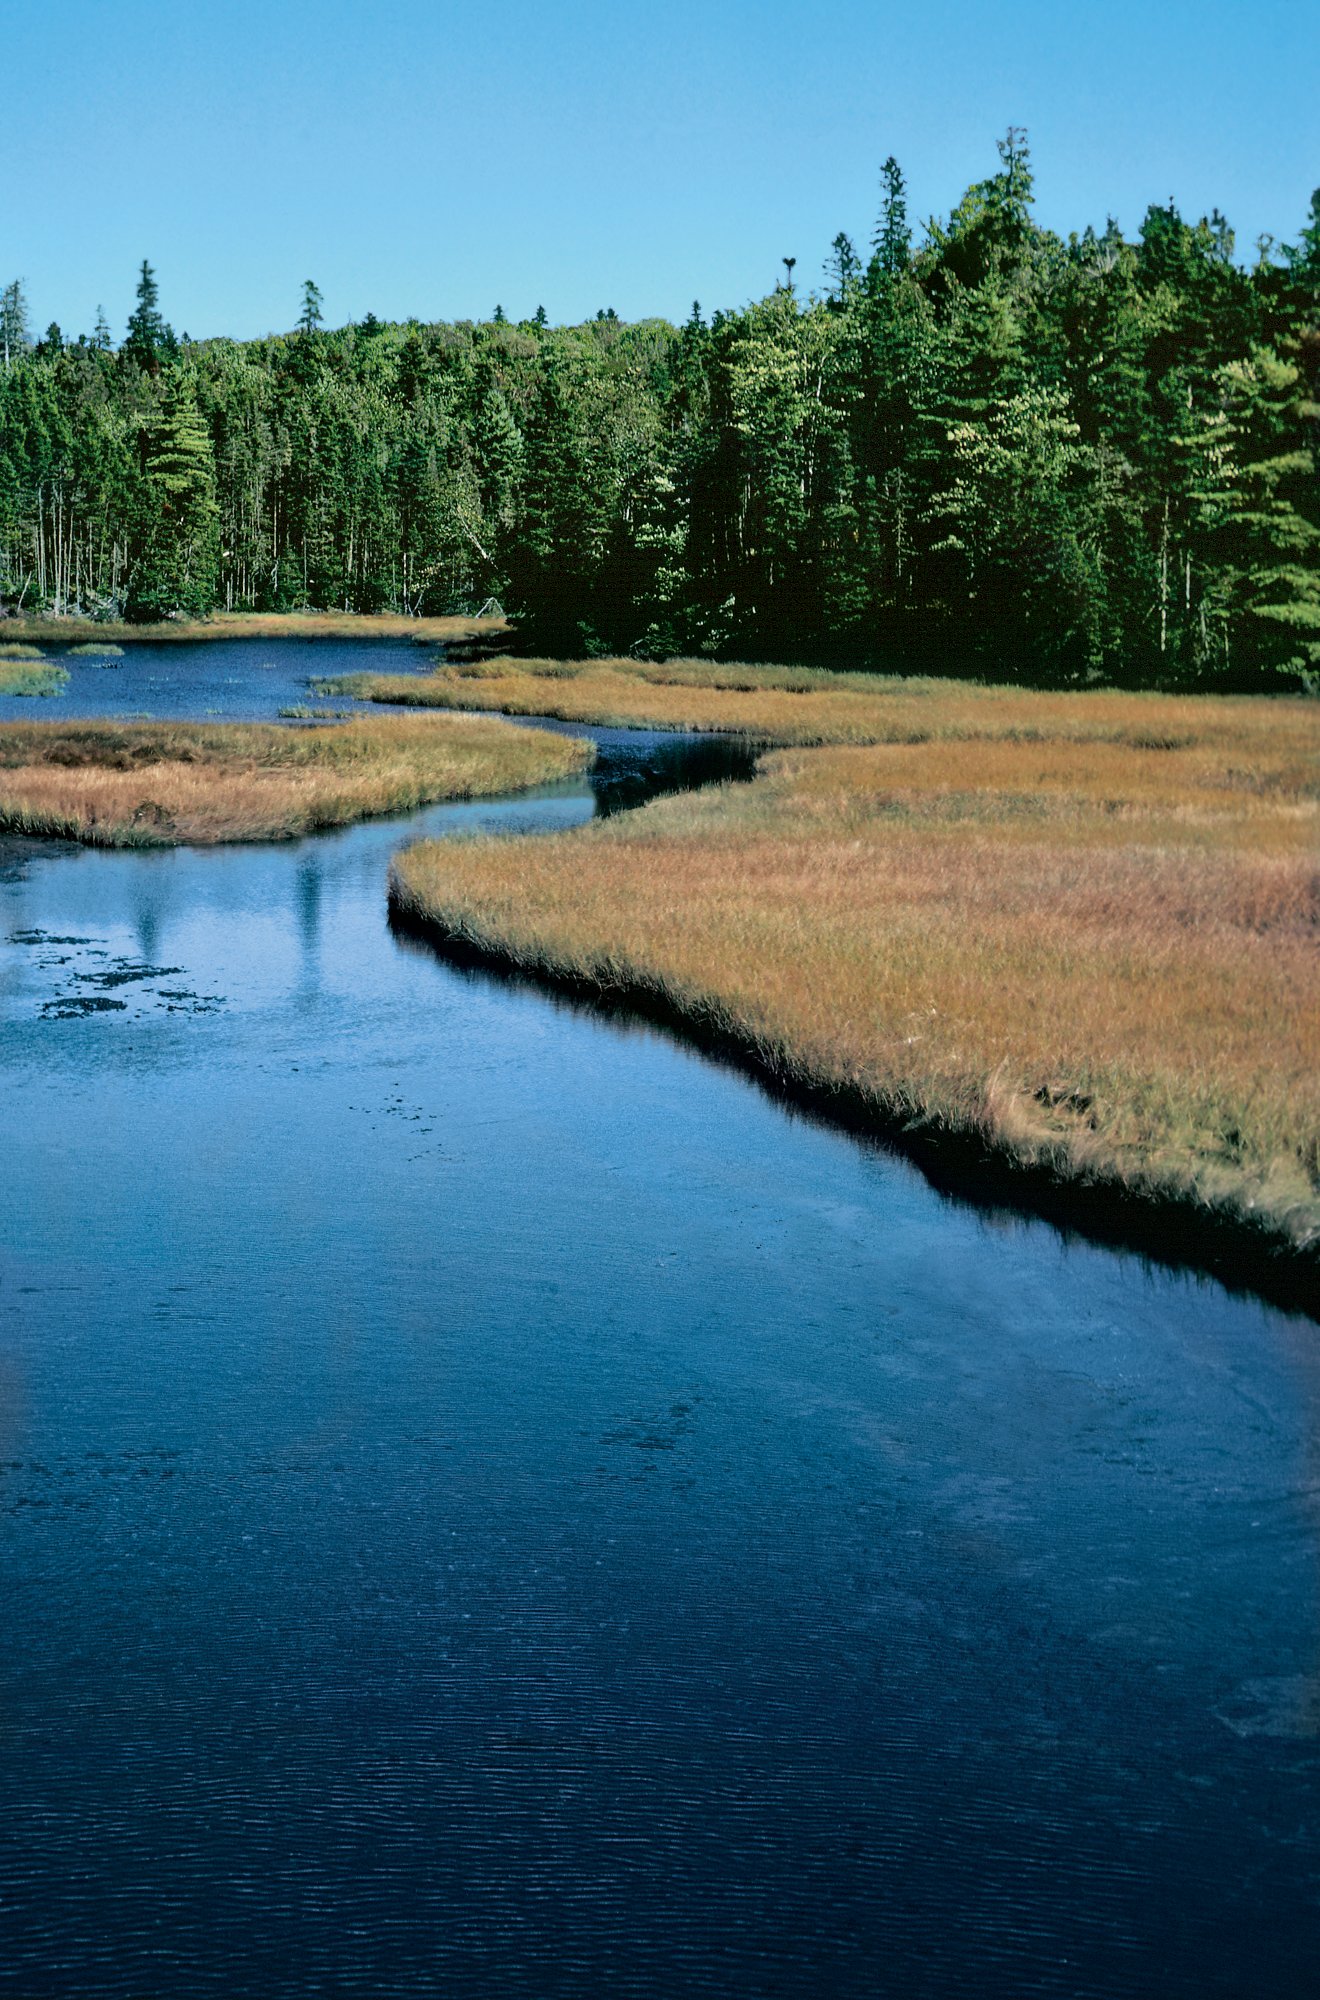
391,670,1320,1256
331,652,1320,756
0,714,589,846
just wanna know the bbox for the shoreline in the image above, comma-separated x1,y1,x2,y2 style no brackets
387,881,1320,1323
1,611,508,647
382,666,1318,1322
0,715,590,847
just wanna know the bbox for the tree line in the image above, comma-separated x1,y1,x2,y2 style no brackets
2,134,1318,685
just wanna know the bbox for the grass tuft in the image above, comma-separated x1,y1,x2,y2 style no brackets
0,657,69,697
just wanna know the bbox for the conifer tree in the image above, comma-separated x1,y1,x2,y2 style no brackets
124,260,175,372
870,158,910,282
127,381,220,619
1197,346,1320,680
298,280,324,334
826,233,862,306
1,280,30,369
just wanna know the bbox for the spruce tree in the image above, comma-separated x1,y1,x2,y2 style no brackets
870,158,910,283
826,233,862,306
1,280,30,368
124,260,175,372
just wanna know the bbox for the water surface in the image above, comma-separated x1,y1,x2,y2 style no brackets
0,633,425,722
1,643,1317,1996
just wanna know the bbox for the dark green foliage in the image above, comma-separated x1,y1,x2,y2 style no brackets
871,157,911,282
124,260,176,373
1,159,1317,682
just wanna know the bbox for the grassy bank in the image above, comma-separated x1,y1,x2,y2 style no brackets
322,652,1316,752
3,611,508,647
390,669,1320,1275
0,713,589,846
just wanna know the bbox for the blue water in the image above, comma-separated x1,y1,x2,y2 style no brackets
0,633,424,722
1,643,1317,1996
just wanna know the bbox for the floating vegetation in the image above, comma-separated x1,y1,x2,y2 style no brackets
40,994,127,1018
8,928,227,1020
67,642,126,658
0,643,47,661
8,930,94,946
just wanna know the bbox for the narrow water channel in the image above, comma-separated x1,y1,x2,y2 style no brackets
1,643,1317,1997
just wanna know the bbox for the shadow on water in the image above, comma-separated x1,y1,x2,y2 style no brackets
389,826,1319,1327
586,732,760,815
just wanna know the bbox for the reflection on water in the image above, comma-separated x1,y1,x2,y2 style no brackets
0,648,1318,1997
589,731,760,814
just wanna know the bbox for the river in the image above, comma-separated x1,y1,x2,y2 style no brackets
1,640,1317,1996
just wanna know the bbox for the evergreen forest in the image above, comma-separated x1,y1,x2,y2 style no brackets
2,135,1318,687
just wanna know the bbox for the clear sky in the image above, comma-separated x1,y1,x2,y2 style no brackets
4,0,1317,342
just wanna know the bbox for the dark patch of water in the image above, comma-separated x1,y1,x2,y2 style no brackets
588,731,760,813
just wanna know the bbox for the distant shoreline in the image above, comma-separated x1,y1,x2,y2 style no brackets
0,611,508,647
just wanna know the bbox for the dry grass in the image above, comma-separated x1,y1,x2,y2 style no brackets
0,713,589,846
391,673,1320,1256
327,652,1319,757
5,612,509,647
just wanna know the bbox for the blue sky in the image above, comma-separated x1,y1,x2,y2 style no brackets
4,0,1317,341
